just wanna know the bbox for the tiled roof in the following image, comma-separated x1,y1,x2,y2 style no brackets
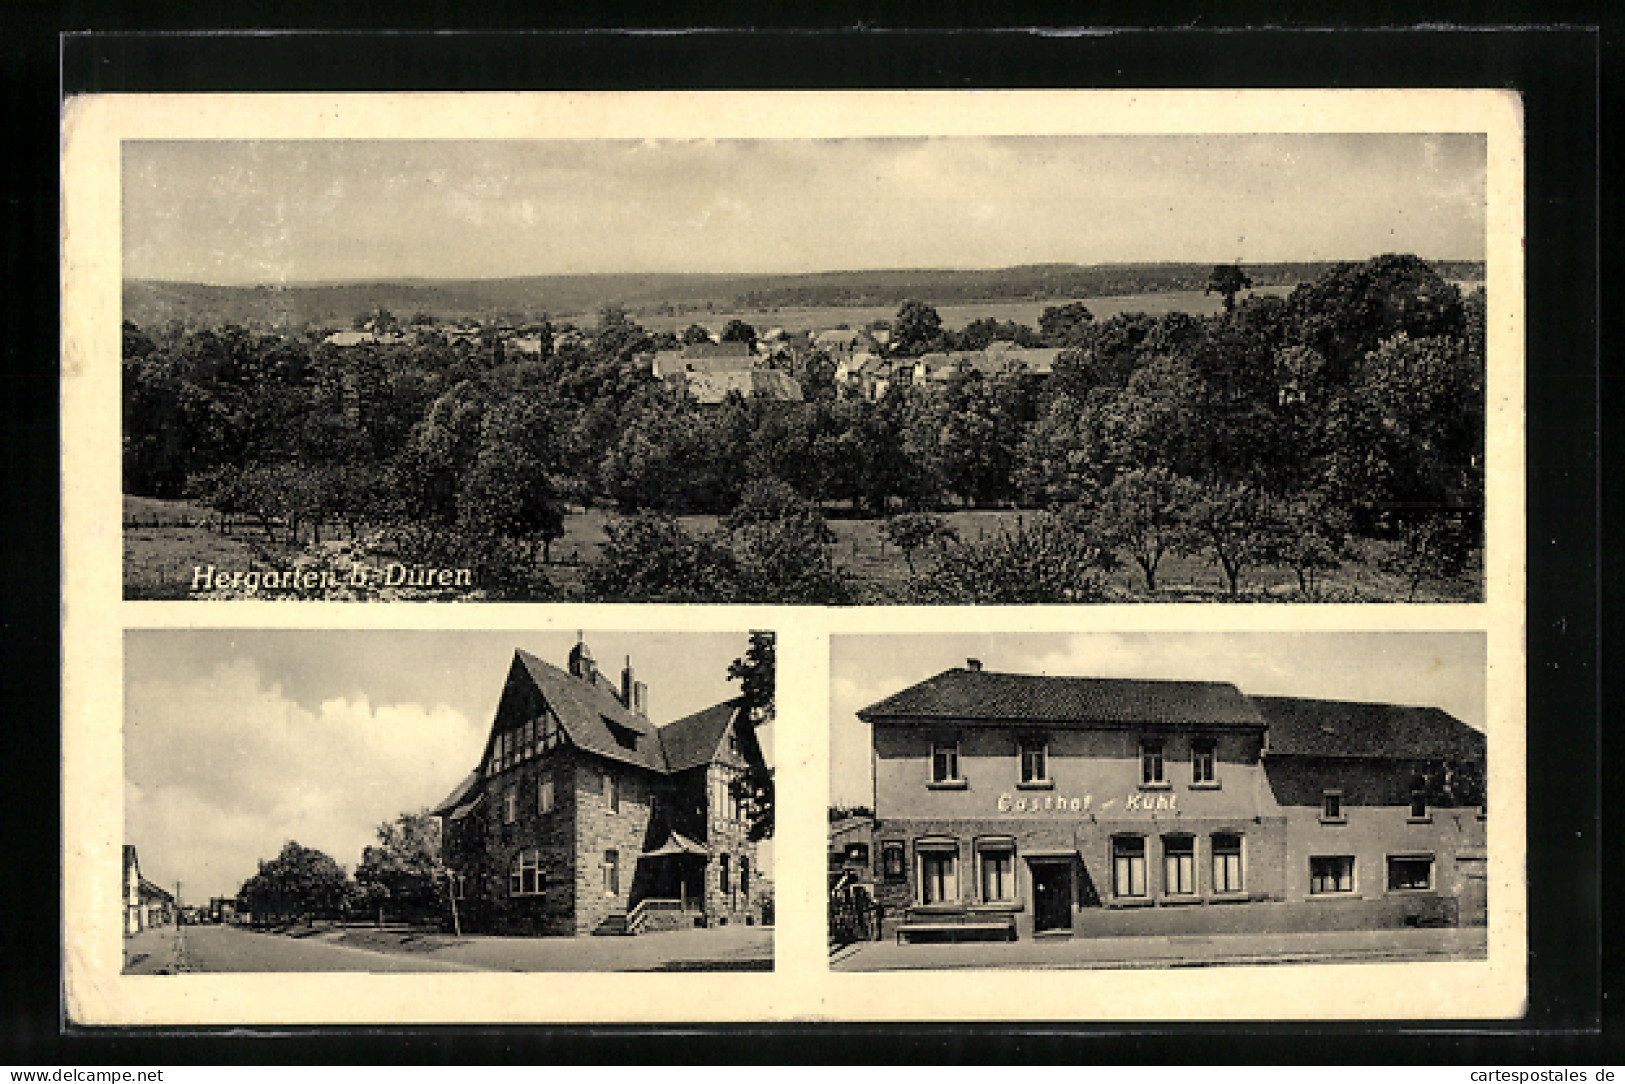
1252,696,1485,760
859,667,1263,729
431,771,480,815
684,369,803,404
683,341,753,360
658,700,743,773
515,650,668,773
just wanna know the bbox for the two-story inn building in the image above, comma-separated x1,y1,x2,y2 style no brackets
859,661,1487,942
433,640,769,937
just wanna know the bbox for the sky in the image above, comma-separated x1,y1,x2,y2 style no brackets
122,134,1486,283
124,629,763,903
828,631,1486,808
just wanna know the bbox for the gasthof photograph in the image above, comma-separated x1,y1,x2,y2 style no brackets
121,134,1485,605
828,632,1487,971
121,629,775,975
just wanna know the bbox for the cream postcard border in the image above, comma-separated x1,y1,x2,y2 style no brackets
62,90,1526,1024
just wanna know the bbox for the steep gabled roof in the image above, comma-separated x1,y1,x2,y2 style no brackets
683,341,753,360
431,771,480,815
514,650,667,773
659,699,746,772
859,667,1264,729
1253,696,1485,761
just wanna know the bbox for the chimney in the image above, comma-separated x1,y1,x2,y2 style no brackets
621,657,634,709
634,681,648,717
966,658,983,671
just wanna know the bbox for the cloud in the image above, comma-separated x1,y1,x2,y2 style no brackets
125,659,486,900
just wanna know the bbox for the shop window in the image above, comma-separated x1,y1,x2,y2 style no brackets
917,842,959,905
1386,855,1434,892
978,842,1016,903
1191,739,1217,786
1140,740,1165,787
1321,790,1345,823
509,849,542,896
1019,738,1048,785
881,841,905,881
1112,836,1147,898
602,849,620,896
1163,835,1195,896
538,775,555,815
1310,855,1355,894
1211,833,1243,894
1408,790,1430,821
931,741,961,785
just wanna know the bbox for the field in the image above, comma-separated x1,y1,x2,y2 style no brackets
125,496,1479,604
631,288,1295,336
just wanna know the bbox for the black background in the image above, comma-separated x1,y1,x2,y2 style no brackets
5,15,1609,1065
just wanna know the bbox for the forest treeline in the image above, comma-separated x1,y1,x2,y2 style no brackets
124,255,1484,603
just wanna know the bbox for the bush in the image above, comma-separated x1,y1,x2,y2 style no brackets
912,514,1119,603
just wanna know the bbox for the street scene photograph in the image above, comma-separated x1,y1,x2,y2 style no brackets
122,628,775,974
121,133,1486,604
827,631,1490,971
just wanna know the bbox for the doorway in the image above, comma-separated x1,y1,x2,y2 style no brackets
1029,860,1073,935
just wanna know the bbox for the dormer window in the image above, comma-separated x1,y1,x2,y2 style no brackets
605,718,638,751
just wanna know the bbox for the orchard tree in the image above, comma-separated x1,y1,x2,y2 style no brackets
585,513,741,602
881,512,958,574
1090,467,1202,593
1181,482,1282,598
914,514,1118,604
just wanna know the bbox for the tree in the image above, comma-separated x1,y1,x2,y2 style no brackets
1181,483,1282,598
681,323,713,346
1272,490,1351,600
891,299,945,357
1377,511,1478,601
1090,467,1202,593
719,319,758,350
728,631,776,843
584,513,741,602
1205,264,1254,313
354,810,444,925
1038,301,1095,347
237,841,352,925
913,514,1118,603
881,512,958,574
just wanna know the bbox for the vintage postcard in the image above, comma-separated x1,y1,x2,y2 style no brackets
62,90,1525,1024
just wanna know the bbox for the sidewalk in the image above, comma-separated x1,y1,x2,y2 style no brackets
318,923,775,972
830,925,1487,971
121,924,184,975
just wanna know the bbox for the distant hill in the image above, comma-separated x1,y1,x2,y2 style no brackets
123,260,1486,330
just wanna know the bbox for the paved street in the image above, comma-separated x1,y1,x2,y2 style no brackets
130,922,774,973
830,925,1488,971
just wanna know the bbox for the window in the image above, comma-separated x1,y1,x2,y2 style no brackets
978,843,1016,903
720,853,731,894
539,714,560,752
918,843,959,905
931,741,960,784
449,872,466,900
1191,739,1217,786
503,787,518,824
1163,835,1195,896
1310,855,1355,894
1408,790,1430,821
1019,738,1048,784
606,771,620,814
522,719,535,759
1321,790,1345,823
740,855,750,898
509,849,542,896
844,842,869,864
538,775,554,815
602,849,619,896
1211,833,1243,894
1140,740,1165,786
881,841,905,881
1112,836,1147,898
1387,855,1434,892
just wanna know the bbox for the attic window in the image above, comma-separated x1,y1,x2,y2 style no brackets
605,718,639,751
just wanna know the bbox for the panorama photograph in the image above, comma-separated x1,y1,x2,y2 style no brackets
121,628,775,974
827,631,1489,971
122,135,1486,603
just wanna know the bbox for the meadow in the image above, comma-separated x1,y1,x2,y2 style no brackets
125,496,1479,604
